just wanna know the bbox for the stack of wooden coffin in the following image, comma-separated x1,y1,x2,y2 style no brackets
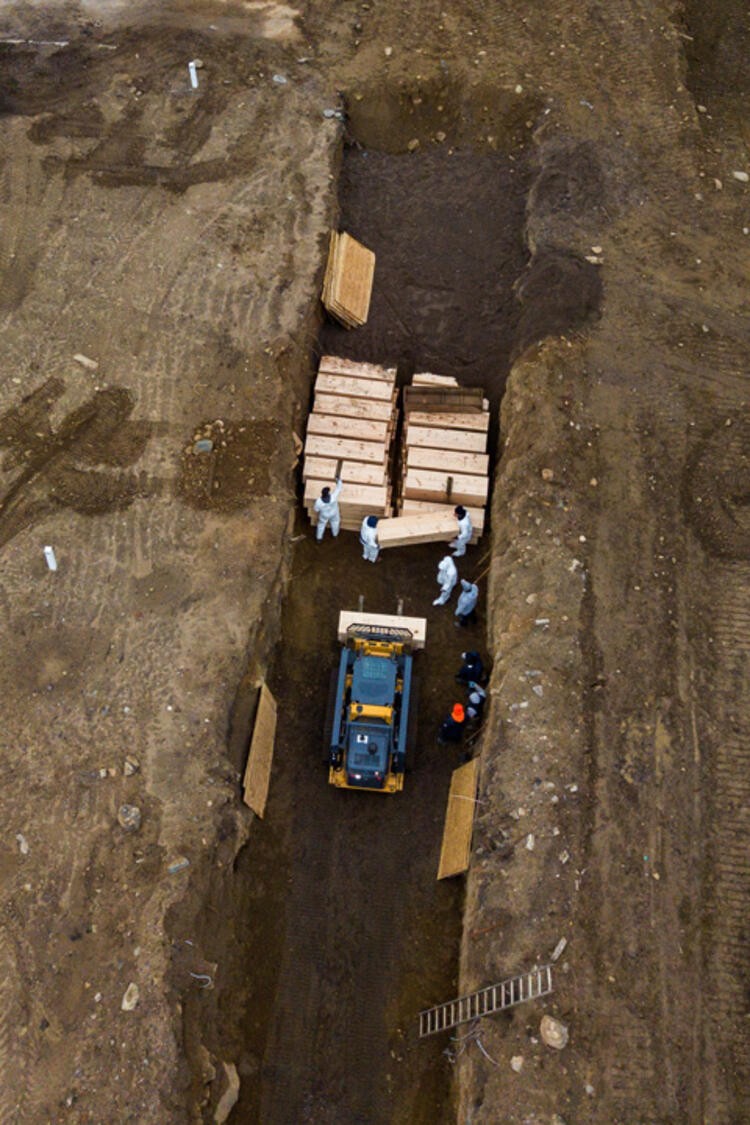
303,355,398,531
321,231,376,329
380,372,489,549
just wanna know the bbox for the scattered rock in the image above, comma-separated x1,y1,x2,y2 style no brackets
121,982,139,1011
541,467,554,481
551,937,567,961
193,438,214,454
591,244,603,254
540,1014,569,1050
526,833,535,851
117,804,142,832
272,74,288,85
73,353,98,371
510,1055,524,1072
585,1082,595,1096
192,58,205,69
214,1061,240,1124
732,170,749,183
434,130,446,143
123,756,140,777
15,833,29,856
384,45,393,57
167,856,190,875
407,138,420,152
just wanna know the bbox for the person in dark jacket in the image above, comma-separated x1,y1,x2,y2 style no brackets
438,702,466,745
456,651,485,685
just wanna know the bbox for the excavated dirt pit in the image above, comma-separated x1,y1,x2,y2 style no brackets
215,86,602,1125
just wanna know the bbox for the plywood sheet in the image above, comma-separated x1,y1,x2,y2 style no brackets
322,232,376,327
242,683,277,818
406,425,488,453
437,758,479,879
338,610,427,649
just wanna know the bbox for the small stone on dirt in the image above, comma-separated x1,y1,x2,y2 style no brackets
731,170,749,182
193,438,214,454
434,130,446,143
526,833,535,851
73,353,99,371
551,937,567,961
541,467,554,481
540,1014,569,1050
167,856,190,875
510,1055,524,1072
117,804,142,832
192,58,204,69
272,74,288,85
123,756,140,776
407,138,420,152
384,46,393,57
121,982,139,1011
16,832,29,855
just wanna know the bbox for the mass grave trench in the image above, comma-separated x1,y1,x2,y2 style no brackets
208,81,603,1124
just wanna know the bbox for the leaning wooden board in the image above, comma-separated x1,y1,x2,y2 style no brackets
242,683,277,818
437,758,479,879
338,610,427,649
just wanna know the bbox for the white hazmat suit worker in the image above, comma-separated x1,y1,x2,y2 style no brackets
359,515,380,562
455,579,479,625
433,555,458,606
314,477,343,541
451,505,473,557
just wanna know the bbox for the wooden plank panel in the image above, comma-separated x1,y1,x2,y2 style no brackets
242,683,277,818
338,610,427,649
304,479,389,510
304,434,387,465
307,414,389,444
400,499,485,535
406,425,488,453
315,372,395,401
324,232,375,327
314,394,394,422
407,447,490,476
403,469,489,505
406,411,490,432
303,457,386,486
377,511,457,548
319,355,396,384
438,759,479,879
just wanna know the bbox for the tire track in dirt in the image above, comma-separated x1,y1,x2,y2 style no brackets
703,565,750,1123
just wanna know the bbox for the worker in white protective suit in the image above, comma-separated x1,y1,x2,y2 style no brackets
433,555,458,606
360,515,381,562
451,505,473,558
454,579,479,627
314,476,343,541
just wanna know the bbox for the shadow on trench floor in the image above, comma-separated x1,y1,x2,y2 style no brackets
233,530,490,1124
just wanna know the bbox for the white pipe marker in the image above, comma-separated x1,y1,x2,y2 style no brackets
188,60,199,89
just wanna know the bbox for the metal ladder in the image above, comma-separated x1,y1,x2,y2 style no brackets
418,965,553,1038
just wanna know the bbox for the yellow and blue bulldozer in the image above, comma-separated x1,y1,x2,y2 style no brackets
327,611,427,793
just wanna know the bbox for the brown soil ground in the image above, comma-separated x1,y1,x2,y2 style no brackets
0,2,749,1124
